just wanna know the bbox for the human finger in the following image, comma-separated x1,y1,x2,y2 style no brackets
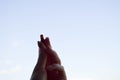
44,37,51,48
37,41,46,49
40,34,44,42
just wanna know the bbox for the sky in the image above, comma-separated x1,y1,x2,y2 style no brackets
0,0,120,80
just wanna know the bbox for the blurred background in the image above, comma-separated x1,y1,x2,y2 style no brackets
0,0,120,80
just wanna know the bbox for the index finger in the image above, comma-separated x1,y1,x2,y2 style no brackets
40,34,44,42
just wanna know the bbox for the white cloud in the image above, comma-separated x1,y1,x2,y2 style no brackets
0,65,22,75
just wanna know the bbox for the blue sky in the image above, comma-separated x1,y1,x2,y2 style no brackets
0,0,120,80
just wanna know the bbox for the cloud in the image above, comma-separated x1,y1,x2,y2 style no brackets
0,65,22,75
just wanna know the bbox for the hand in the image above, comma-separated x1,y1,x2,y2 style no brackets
31,34,67,80
39,34,67,80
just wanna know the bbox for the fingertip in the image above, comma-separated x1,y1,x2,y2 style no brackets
46,37,51,47
46,37,49,41
40,34,44,42
40,34,43,38
44,37,51,48
45,37,49,42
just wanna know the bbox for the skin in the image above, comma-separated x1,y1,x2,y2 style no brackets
30,34,67,80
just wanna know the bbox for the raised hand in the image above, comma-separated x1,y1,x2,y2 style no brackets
31,34,67,80
40,34,67,80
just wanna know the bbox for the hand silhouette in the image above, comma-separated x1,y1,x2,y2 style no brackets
30,34,67,80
